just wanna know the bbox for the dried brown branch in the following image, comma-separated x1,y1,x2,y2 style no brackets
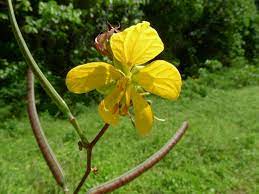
90,123,110,148
27,68,69,193
87,121,189,194
74,123,110,194
74,149,92,194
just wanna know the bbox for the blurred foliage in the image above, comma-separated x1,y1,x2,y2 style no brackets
183,63,259,99
141,0,258,75
0,0,143,116
0,0,258,117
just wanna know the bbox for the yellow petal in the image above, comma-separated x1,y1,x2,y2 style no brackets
110,21,164,68
66,62,122,94
131,88,153,135
98,78,127,125
98,100,119,125
134,60,182,100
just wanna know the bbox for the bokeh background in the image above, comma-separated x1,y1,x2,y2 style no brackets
0,0,258,193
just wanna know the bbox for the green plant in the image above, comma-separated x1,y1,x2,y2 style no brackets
141,0,257,75
7,1,188,193
1,83,258,193
0,0,144,114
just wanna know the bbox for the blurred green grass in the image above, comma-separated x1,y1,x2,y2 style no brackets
0,84,258,193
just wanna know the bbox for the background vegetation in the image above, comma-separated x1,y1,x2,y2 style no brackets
0,0,258,116
1,73,258,193
0,0,258,193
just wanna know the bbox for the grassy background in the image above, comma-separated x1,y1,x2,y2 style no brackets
0,70,259,194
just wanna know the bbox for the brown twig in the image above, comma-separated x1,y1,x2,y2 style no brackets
87,121,189,194
74,123,110,194
27,68,69,193
90,123,110,148
74,149,92,194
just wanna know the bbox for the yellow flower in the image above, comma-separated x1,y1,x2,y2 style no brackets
66,21,182,135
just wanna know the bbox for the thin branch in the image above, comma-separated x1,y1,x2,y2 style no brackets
90,123,110,148
7,0,89,146
87,121,189,194
27,68,69,193
74,149,92,194
74,123,110,194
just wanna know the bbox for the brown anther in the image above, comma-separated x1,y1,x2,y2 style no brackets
120,104,129,116
112,104,119,114
117,83,123,91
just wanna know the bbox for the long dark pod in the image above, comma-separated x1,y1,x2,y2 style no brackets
87,121,188,194
27,68,69,193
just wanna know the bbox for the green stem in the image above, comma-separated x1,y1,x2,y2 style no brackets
7,0,89,145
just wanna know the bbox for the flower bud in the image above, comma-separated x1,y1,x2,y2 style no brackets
94,24,120,57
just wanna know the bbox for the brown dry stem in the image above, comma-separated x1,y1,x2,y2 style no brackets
27,68,69,193
87,121,188,194
74,124,110,194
